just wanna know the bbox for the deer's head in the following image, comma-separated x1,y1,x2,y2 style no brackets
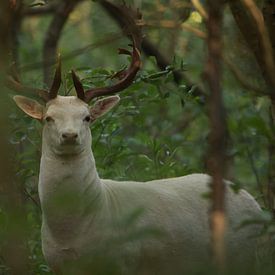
11,39,141,156
9,2,142,156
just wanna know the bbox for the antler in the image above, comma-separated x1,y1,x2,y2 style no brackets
72,39,141,103
6,57,62,102
72,1,142,103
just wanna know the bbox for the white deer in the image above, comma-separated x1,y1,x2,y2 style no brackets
10,7,265,275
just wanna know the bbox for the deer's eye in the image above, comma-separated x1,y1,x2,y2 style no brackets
84,116,91,122
45,116,54,123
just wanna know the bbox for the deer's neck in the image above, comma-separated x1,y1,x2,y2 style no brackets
38,144,103,240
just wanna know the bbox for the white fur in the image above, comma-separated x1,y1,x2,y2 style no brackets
15,95,263,274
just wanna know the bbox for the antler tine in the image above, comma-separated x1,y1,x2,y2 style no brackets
6,56,62,102
71,70,86,101
49,55,62,100
84,37,141,103
6,75,50,102
73,1,142,103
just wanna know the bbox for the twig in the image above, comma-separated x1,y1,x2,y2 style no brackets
229,0,275,215
172,1,265,96
268,101,275,215
23,188,41,212
223,56,266,95
191,0,208,20
19,32,123,72
168,112,199,136
22,4,56,16
237,122,267,206
145,21,207,39
246,142,266,206
99,0,206,102
10,0,23,69
229,1,275,96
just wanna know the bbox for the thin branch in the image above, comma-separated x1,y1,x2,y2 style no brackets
268,101,275,214
142,38,205,102
186,0,267,199
23,188,41,211
99,0,206,102
22,4,56,16
193,0,268,96
145,21,207,39
223,56,266,95
168,112,199,136
145,17,264,101
20,32,123,72
246,141,267,206
43,0,84,86
191,0,208,20
229,1,275,98
182,1,265,96
10,0,23,69
240,0,275,97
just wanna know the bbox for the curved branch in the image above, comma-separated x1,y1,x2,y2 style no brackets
229,0,275,99
191,0,208,20
43,0,83,86
99,0,206,103
23,4,56,16
241,0,275,96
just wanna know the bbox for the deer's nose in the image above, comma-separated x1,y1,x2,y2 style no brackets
62,132,78,141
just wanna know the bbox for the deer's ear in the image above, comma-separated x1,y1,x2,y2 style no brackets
90,95,120,119
13,95,44,120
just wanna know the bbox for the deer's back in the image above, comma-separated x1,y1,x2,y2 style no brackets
97,173,262,274
43,173,263,274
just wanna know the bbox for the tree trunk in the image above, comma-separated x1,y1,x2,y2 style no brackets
0,1,28,273
204,0,227,270
263,0,275,216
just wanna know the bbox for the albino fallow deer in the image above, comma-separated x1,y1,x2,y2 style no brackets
9,3,266,275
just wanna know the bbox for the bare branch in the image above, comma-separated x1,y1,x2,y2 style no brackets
190,1,267,96
10,0,23,68
43,0,83,86
240,0,275,97
19,33,123,72
191,0,208,20
223,56,266,95
99,0,206,102
228,0,275,215
7,57,62,102
229,1,275,98
145,21,207,39
23,4,56,16
72,1,142,103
